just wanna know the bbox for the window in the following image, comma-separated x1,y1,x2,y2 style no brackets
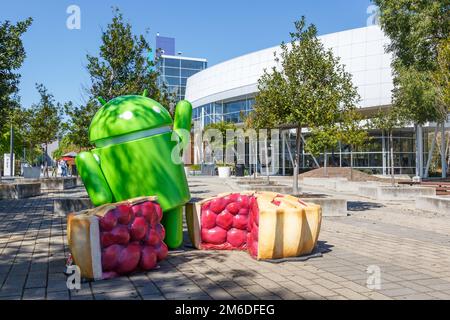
164,58,180,68
181,69,200,78
163,67,180,77
224,100,246,114
181,60,205,69
163,76,180,86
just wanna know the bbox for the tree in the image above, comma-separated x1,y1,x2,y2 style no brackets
339,109,370,181
0,18,32,134
372,108,406,185
433,38,450,117
374,0,450,177
373,0,449,72
65,8,173,149
305,126,339,177
248,17,360,194
29,84,63,176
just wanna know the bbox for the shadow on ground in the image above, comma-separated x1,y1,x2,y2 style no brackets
347,201,384,212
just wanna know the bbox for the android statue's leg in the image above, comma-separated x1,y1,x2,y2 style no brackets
161,206,183,249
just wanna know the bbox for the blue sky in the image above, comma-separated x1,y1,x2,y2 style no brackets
1,0,373,108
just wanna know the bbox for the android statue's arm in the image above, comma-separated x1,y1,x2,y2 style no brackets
75,151,113,206
173,100,192,149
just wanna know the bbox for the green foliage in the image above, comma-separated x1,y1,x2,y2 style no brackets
248,16,359,130
65,8,174,149
339,109,370,149
305,126,339,157
63,101,97,149
204,121,237,136
0,17,32,134
374,0,449,71
374,0,449,125
433,38,450,113
52,135,80,160
392,66,443,124
371,107,406,133
28,84,63,151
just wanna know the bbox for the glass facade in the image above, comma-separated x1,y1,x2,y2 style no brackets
193,97,420,175
156,56,207,101
193,97,255,126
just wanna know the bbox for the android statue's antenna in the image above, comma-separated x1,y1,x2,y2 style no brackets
142,89,148,97
98,97,107,106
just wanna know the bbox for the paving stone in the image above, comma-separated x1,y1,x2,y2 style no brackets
2,180,450,300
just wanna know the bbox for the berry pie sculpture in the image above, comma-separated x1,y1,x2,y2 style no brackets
186,191,322,260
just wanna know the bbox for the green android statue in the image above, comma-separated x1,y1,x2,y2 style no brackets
76,92,192,249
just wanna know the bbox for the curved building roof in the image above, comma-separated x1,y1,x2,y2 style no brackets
185,25,394,111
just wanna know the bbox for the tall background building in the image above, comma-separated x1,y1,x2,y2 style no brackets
155,35,207,101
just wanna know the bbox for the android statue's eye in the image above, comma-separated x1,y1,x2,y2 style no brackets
119,111,133,120
152,106,161,113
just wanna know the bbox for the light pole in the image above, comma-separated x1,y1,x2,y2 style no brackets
10,121,14,177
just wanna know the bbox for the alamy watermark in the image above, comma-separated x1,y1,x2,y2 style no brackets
366,4,380,27
66,5,81,30
366,265,382,290
66,265,81,290
171,125,281,170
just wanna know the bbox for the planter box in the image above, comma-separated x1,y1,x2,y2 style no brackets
28,177,77,190
359,185,436,201
23,167,41,179
54,198,94,215
218,167,231,178
416,196,450,214
0,183,41,200
303,198,348,217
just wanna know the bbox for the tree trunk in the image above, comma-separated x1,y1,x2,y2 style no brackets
293,126,301,195
45,143,49,178
324,149,328,177
390,131,395,186
441,123,447,179
350,145,354,181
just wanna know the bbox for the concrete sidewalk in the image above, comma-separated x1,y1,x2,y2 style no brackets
0,178,449,300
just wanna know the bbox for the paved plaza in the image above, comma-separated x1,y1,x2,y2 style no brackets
1,176,450,300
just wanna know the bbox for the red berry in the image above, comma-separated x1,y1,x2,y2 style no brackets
99,211,117,231
115,205,132,225
227,228,247,248
140,246,157,270
155,242,168,261
201,227,227,245
111,225,130,245
226,201,241,215
140,202,158,225
223,193,239,205
201,209,217,229
155,224,165,241
115,242,141,274
101,244,122,271
209,198,226,213
216,211,234,230
100,231,115,248
154,204,163,223
130,217,148,241
201,202,210,211
145,228,160,246
237,195,250,208
238,208,249,215
232,214,249,230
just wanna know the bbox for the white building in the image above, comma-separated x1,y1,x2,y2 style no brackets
185,26,448,177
